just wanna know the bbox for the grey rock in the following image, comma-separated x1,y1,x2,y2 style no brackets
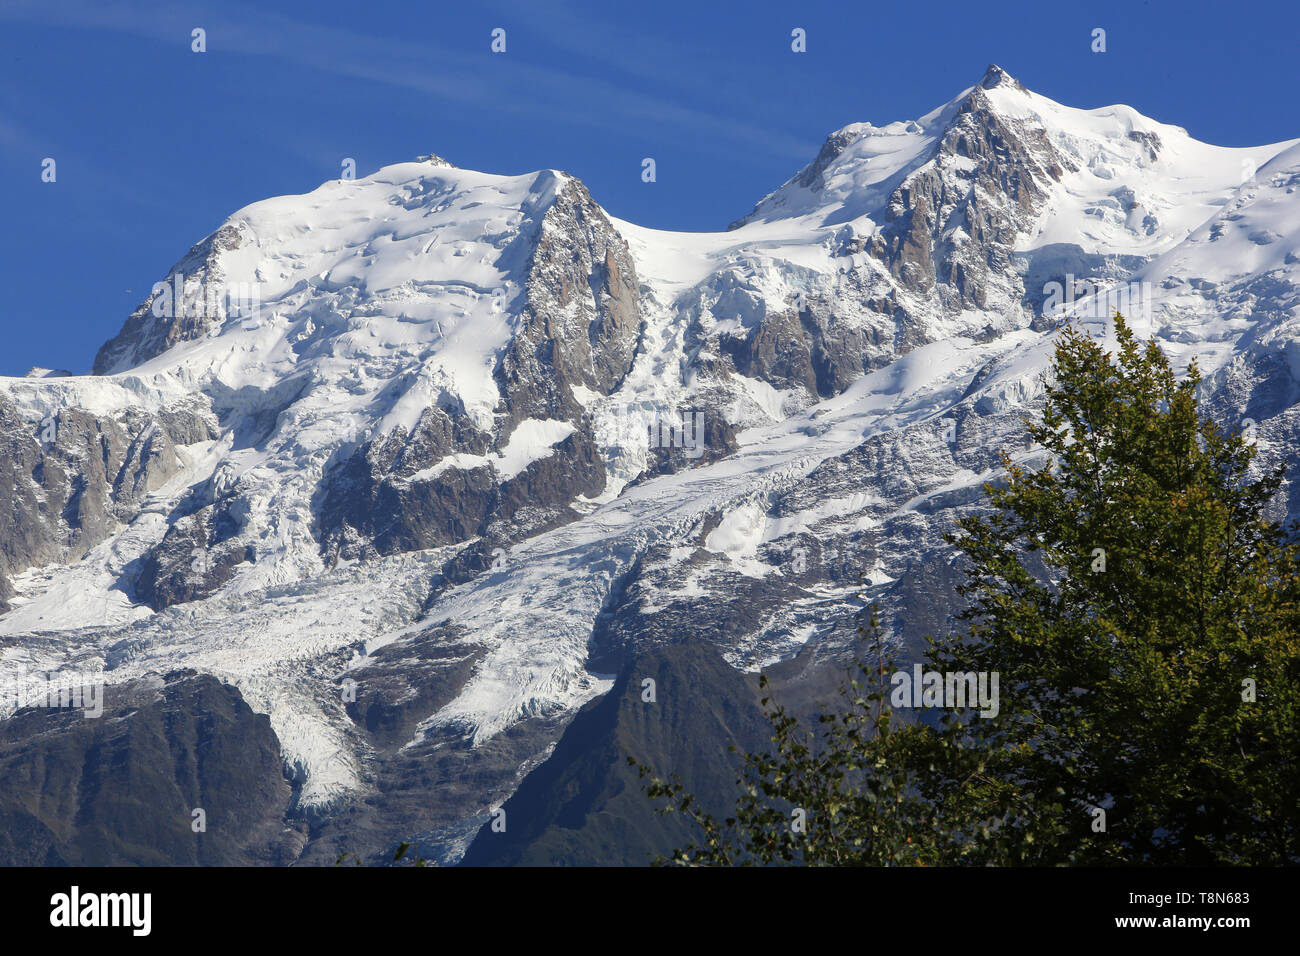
93,223,252,375
0,672,299,866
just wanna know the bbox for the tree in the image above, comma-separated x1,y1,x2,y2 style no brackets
636,316,1300,865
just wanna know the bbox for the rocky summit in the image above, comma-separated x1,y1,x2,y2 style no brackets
1,65,1298,865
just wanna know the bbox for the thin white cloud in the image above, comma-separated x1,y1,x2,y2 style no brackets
0,0,814,160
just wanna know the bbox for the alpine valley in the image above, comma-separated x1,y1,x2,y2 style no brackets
2,65,1298,865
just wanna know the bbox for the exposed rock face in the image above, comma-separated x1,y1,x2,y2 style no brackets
459,643,770,866
315,406,495,561
317,421,608,563
706,278,907,400
497,177,643,425
0,392,212,610
0,672,300,866
93,223,253,375
708,66,1076,416
314,177,636,565
288,619,576,867
133,507,254,611
872,73,1074,311
636,413,739,478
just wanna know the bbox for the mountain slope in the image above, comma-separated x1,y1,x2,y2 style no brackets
0,671,298,865
1,65,1298,864
459,642,770,866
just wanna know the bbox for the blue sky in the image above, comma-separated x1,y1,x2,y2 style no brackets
1,0,1296,376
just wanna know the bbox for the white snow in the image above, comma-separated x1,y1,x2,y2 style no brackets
2,71,1298,814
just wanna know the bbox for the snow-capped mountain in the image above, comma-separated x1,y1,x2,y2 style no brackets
2,65,1298,865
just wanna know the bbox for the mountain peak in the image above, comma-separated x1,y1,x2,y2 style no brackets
978,63,1023,92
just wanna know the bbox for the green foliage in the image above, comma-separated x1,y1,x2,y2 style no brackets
637,316,1300,865
391,841,433,866
334,841,436,867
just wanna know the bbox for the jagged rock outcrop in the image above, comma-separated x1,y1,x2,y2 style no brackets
0,392,213,610
497,177,643,425
133,507,255,611
314,176,637,564
93,223,253,375
870,65,1074,312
